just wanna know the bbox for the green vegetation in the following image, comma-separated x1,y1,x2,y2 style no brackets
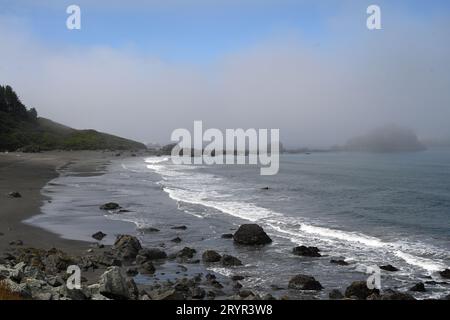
0,85,146,152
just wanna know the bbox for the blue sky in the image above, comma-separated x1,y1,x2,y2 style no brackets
1,1,450,145
2,0,449,63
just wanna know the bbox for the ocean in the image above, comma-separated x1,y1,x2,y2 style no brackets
26,149,450,299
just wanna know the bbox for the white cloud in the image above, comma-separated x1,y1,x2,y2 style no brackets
1,7,450,147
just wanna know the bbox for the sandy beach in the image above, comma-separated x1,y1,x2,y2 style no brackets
0,151,114,254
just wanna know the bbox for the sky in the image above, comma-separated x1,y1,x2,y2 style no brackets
1,0,450,147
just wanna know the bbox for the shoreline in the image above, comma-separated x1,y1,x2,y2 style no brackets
1,151,449,300
0,150,140,254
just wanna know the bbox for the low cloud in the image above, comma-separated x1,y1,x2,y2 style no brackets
1,4,449,147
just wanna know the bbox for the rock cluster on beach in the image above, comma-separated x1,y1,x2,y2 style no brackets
1,223,449,300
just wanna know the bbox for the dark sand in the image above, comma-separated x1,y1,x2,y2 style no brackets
0,151,115,254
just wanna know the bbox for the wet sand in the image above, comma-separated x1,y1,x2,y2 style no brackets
0,151,115,254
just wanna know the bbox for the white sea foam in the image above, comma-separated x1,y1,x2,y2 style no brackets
145,158,449,274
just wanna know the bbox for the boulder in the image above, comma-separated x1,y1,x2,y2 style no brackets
288,275,323,291
221,234,233,239
409,282,426,292
139,262,155,274
139,227,160,233
329,289,344,299
233,224,272,245
345,281,379,300
138,248,167,261
202,250,222,263
100,202,121,211
231,275,245,281
171,237,182,243
171,225,187,230
147,288,185,300
176,247,196,260
92,231,107,241
98,267,134,300
380,264,399,272
8,192,22,198
292,246,321,257
440,269,450,279
191,287,206,299
221,255,242,267
113,235,142,261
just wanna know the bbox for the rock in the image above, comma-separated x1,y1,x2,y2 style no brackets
171,225,187,230
292,246,321,257
171,237,182,243
47,276,63,287
221,234,233,239
148,288,184,300
239,290,255,298
366,293,381,300
409,282,426,292
92,231,107,241
9,240,23,246
440,269,450,279
176,247,196,259
43,248,74,274
113,235,142,261
8,192,22,198
233,282,243,290
60,285,88,300
221,255,242,267
330,259,349,266
99,267,134,300
140,227,160,233
140,262,156,274
233,224,272,245
381,290,416,300
126,268,138,277
138,248,167,261
231,275,245,281
100,202,121,210
345,281,379,300
288,275,323,291
380,264,399,272
191,287,206,299
329,289,344,299
202,250,222,263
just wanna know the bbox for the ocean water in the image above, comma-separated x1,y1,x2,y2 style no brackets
26,150,450,299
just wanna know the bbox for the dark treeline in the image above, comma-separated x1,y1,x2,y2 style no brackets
0,85,37,121
0,84,146,152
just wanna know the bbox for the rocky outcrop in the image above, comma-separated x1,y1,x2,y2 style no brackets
100,202,121,211
345,281,379,299
98,267,136,300
330,259,349,266
221,255,242,267
8,192,22,198
233,224,272,245
137,248,167,261
292,246,321,257
409,282,426,292
202,250,222,263
329,289,344,299
92,231,107,241
288,275,323,291
440,269,450,279
113,235,142,261
379,264,399,272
